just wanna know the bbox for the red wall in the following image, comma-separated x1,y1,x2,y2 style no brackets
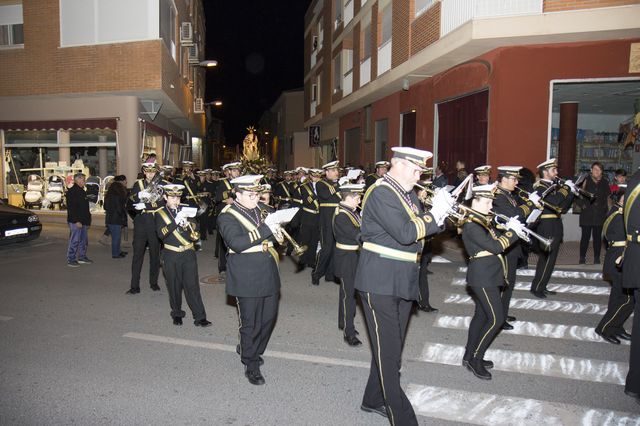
340,38,640,173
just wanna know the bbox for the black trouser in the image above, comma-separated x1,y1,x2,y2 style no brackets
596,273,635,337
579,225,603,261
236,294,279,372
502,248,520,318
625,289,640,395
298,223,319,267
313,212,335,280
530,237,561,294
359,292,418,426
466,286,504,360
208,211,216,234
162,249,206,321
198,208,209,240
216,231,228,272
338,268,357,337
130,213,160,290
418,252,431,308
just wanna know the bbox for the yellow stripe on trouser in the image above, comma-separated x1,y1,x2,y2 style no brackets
601,293,632,334
473,288,497,358
235,297,243,358
534,251,553,292
341,279,347,336
366,293,395,426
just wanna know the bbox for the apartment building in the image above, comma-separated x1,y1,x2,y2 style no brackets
0,0,209,197
304,0,640,180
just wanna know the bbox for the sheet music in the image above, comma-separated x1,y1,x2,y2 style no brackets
265,207,299,226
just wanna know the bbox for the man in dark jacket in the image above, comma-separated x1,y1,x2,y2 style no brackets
578,162,611,264
104,176,128,259
66,172,92,267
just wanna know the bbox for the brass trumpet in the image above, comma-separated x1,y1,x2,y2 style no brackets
515,186,563,215
276,226,308,257
493,212,553,251
177,204,200,241
418,186,492,227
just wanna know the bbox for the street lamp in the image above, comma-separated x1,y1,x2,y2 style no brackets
198,60,218,68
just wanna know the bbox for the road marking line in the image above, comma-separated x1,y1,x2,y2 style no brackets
457,267,602,280
123,332,370,368
416,342,627,385
450,278,609,295
407,384,640,425
444,293,607,315
0,315,13,321
433,314,629,345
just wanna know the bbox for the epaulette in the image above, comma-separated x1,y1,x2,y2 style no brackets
220,204,232,214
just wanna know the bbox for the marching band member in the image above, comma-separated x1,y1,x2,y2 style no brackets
595,185,634,344
355,147,450,425
365,160,390,191
296,168,321,274
461,184,521,380
195,170,211,241
474,165,492,186
273,170,293,209
623,170,640,405
155,184,211,328
217,175,280,386
312,161,341,285
492,166,538,329
530,159,575,298
214,162,242,278
126,162,168,295
415,180,437,313
333,183,364,346
204,169,219,236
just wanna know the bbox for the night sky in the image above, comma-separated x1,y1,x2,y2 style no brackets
204,1,312,146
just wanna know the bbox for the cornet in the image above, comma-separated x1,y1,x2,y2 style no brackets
492,212,553,251
260,209,307,257
177,204,200,241
515,186,563,215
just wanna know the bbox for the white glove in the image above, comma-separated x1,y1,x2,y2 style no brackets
505,216,525,236
176,217,188,228
267,222,281,236
564,179,577,193
134,202,146,210
175,210,187,223
528,191,541,206
138,189,151,203
429,189,455,226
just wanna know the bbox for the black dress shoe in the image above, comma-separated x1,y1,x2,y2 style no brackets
236,345,263,365
466,358,492,380
344,335,362,346
125,288,140,295
507,315,516,322
544,289,557,296
360,404,388,418
150,284,161,291
112,254,126,258
426,269,434,275
462,358,494,369
616,331,632,341
245,369,265,385
597,332,621,345
624,389,640,399
311,277,319,286
501,322,514,330
417,304,438,313
295,263,306,273
194,319,212,327
172,317,183,326
530,290,546,299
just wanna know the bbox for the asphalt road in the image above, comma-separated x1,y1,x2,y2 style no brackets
0,224,638,425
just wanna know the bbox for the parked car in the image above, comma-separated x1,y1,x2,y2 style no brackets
0,199,42,245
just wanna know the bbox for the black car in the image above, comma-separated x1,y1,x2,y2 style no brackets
0,199,42,245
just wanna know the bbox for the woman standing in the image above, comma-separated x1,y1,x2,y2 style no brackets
461,184,520,380
104,177,128,259
578,162,611,264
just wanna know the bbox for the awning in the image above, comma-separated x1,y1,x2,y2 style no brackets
142,120,185,145
0,118,119,131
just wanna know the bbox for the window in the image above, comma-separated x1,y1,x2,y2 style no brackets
380,2,392,46
312,35,318,51
334,0,343,28
311,84,318,102
415,0,436,18
160,0,177,60
344,49,353,75
317,73,322,104
0,3,23,47
333,54,342,92
361,13,371,60
317,20,324,50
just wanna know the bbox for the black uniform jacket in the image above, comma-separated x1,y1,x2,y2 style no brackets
316,179,341,210
333,204,361,278
217,203,280,297
462,217,520,287
532,179,574,240
129,178,168,212
273,181,292,207
155,206,196,251
299,181,319,226
354,176,440,300
214,178,234,215
623,169,640,289
364,173,380,191
602,205,624,279
493,186,534,222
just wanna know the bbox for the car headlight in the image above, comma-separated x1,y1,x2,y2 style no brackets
28,214,39,223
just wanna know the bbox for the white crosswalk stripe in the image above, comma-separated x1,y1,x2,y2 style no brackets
416,342,627,385
432,314,630,345
450,277,610,295
0,315,13,321
406,384,640,426
457,267,603,280
444,293,608,315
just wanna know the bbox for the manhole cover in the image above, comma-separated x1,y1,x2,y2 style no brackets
200,275,225,285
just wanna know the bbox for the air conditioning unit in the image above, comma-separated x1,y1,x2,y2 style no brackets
188,44,199,64
194,97,204,114
180,22,194,46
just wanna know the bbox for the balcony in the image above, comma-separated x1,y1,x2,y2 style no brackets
377,40,392,76
440,0,543,37
343,70,353,96
360,57,371,87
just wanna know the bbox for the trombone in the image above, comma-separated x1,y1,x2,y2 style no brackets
492,212,553,251
515,186,563,215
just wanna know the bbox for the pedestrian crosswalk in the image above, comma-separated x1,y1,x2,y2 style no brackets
410,265,639,424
